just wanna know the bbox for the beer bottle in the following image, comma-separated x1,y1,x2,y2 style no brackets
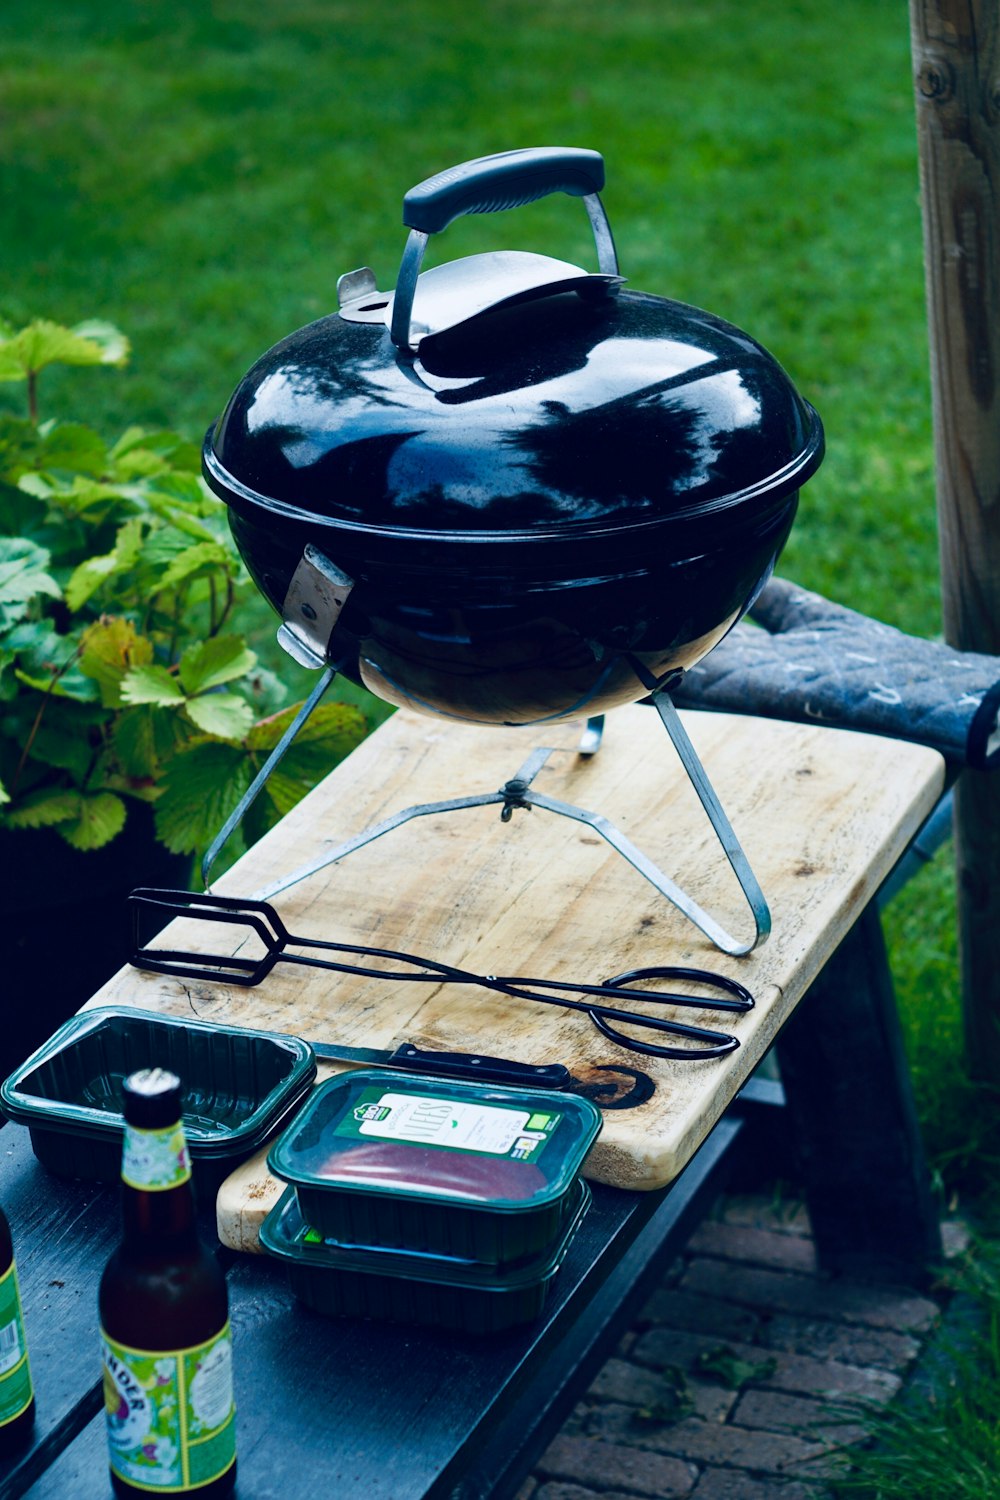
0,1202,34,1455
99,1069,236,1497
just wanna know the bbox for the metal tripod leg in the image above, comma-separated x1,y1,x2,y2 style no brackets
247,694,770,955
647,691,770,953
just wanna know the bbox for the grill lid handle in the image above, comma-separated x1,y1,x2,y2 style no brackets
402,146,607,234
390,146,619,351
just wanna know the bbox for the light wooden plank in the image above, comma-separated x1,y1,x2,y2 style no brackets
81,706,944,1240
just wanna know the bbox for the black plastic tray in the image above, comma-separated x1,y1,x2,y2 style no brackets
260,1179,591,1334
0,1007,317,1197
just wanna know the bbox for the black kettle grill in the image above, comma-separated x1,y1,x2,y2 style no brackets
202,147,825,954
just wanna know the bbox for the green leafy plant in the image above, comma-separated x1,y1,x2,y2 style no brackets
629,1365,694,1428
693,1345,778,1390
0,316,369,861
831,1245,1000,1500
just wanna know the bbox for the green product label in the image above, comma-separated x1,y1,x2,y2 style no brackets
122,1121,192,1192
343,1088,562,1165
101,1323,235,1492
0,1260,32,1426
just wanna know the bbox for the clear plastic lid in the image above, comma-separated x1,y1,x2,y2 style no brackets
267,1069,602,1212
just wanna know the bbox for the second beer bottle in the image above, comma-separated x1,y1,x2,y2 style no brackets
0,1200,34,1457
99,1068,236,1497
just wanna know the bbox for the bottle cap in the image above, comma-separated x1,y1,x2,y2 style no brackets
122,1068,183,1130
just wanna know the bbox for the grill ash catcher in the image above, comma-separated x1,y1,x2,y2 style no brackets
185,146,825,989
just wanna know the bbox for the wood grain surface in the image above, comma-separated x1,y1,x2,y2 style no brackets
79,706,944,1243
910,0,1000,1080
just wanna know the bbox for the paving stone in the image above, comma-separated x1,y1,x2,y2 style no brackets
579,1394,737,1445
536,1486,642,1500
558,1402,593,1438
534,1434,698,1497
761,1312,915,1378
636,1287,763,1341
633,1326,900,1403
731,1388,869,1444
685,1220,818,1274
718,1194,812,1237
513,1480,539,1500
531,1192,941,1500
589,1359,671,1408
690,1469,825,1499
626,1415,828,1475
587,1363,736,1424
681,1258,941,1334
941,1218,973,1259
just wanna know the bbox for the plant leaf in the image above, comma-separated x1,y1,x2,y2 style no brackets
0,537,61,632
153,540,233,592
57,790,128,850
178,636,257,696
241,666,288,718
0,646,16,702
111,706,160,780
121,664,186,707
20,720,100,780
247,700,368,754
109,428,201,479
64,517,145,611
257,769,311,819
184,692,255,739
154,740,251,855
0,481,44,542
79,617,154,707
248,701,369,789
35,423,108,478
5,789,83,828
0,416,42,482
69,321,130,366
5,621,98,702
694,1347,778,1390
0,319,130,380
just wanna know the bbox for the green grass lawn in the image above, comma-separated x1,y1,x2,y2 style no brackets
0,0,935,624
0,0,973,1194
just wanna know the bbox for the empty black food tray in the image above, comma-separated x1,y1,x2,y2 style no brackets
0,1007,316,1196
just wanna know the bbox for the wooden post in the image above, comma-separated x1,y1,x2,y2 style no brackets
909,1,1000,1082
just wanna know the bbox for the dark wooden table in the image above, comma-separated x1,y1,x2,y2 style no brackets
0,705,949,1498
0,904,943,1500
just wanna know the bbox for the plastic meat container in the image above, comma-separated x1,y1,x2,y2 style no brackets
266,1069,601,1265
0,1007,316,1196
260,1178,591,1333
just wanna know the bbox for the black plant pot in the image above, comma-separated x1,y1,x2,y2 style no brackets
0,806,189,1081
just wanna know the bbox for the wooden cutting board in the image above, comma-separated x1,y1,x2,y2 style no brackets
82,705,944,1250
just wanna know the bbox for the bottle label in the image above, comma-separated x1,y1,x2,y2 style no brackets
101,1323,235,1492
121,1121,192,1192
0,1260,32,1426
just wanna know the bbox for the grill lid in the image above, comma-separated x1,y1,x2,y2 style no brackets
204,147,823,547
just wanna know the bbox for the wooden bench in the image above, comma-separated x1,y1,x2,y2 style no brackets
0,706,945,1498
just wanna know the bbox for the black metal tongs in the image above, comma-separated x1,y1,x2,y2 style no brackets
127,888,754,1062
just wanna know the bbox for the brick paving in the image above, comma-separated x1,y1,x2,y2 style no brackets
515,1192,957,1500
